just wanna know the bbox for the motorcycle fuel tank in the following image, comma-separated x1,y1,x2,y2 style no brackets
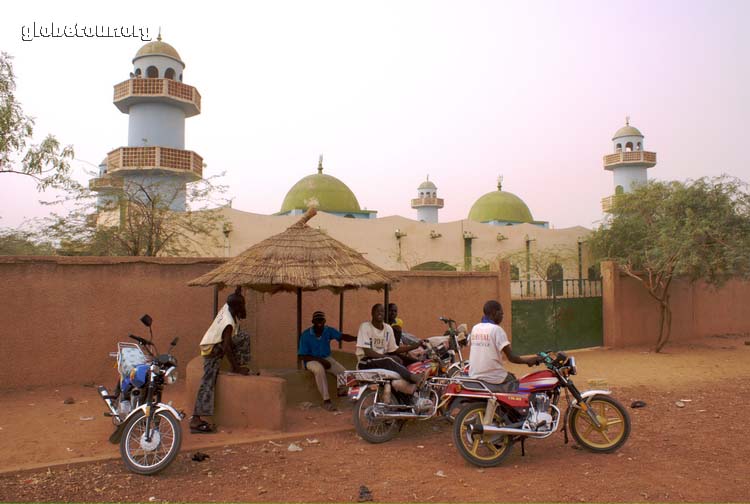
519,369,559,392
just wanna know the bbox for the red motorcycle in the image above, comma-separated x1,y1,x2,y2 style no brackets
443,350,630,467
342,317,468,443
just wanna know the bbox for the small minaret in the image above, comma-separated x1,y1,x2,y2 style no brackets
90,33,203,211
411,175,443,223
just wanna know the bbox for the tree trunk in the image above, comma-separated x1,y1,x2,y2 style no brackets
655,295,672,352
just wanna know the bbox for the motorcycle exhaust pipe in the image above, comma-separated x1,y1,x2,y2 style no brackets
468,423,551,438
98,386,120,419
373,411,431,420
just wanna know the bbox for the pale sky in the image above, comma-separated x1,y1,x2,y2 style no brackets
1,0,748,230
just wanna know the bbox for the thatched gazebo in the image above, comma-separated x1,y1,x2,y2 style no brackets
188,208,398,360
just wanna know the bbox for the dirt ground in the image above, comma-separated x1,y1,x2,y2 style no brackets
1,334,749,502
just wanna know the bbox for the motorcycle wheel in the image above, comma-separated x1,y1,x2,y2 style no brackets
452,403,512,467
353,388,402,444
568,395,630,453
119,409,182,475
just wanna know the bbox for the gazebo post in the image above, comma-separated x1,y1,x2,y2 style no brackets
296,287,302,370
338,291,344,349
384,284,390,318
213,285,219,317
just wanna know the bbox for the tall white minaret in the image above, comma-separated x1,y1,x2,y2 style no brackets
602,117,657,211
90,34,203,211
411,175,443,223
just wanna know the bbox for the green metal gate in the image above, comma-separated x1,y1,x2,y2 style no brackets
510,279,602,355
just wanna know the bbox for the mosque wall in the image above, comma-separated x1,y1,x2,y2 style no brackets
0,257,508,389
601,261,750,348
128,102,186,148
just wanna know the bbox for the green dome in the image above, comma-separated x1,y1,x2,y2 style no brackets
280,171,361,214
468,188,534,223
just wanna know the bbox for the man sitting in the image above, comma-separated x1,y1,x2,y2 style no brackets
298,311,356,411
356,303,425,396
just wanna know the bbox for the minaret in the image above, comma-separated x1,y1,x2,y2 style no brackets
411,175,443,223
90,34,203,211
602,117,657,211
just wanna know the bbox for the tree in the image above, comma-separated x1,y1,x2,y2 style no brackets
0,228,55,255
0,52,75,191
589,176,750,352
42,175,229,257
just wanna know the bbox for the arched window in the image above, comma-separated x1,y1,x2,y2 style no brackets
164,68,176,80
546,263,564,297
615,185,624,195
179,73,183,82
510,264,520,281
146,66,158,78
615,143,622,152
411,261,457,271
134,68,142,77
587,264,601,280
344,214,355,219
625,142,633,152
636,141,642,151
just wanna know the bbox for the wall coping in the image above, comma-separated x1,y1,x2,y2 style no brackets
0,256,228,266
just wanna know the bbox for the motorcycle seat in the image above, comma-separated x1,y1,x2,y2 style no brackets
348,369,404,381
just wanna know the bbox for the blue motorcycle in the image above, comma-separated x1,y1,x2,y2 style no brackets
98,314,183,475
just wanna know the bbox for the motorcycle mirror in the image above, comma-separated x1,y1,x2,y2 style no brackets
140,314,153,327
170,337,179,347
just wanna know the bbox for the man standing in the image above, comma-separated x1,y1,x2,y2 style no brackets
190,287,251,433
356,303,424,396
298,310,356,411
469,300,542,392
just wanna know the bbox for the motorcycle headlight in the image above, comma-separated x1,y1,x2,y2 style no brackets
164,366,178,385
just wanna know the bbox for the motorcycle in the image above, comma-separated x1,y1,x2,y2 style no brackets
342,317,468,443
97,314,184,475
446,350,631,467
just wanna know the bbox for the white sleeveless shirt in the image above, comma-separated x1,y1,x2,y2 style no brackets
199,304,238,356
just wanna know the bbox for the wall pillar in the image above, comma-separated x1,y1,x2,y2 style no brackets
498,260,513,341
601,261,620,347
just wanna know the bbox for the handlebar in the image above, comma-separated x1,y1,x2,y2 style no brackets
129,334,152,347
439,316,455,324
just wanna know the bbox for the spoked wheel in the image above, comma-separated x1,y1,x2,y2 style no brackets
353,388,402,444
120,410,182,475
568,395,630,453
452,403,513,467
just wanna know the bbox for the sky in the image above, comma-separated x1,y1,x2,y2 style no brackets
1,0,749,230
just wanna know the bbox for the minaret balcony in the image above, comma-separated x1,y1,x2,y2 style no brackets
603,151,656,170
411,197,444,209
89,175,124,192
107,146,203,180
601,195,621,212
114,78,201,117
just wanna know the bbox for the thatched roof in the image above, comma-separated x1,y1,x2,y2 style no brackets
188,208,397,293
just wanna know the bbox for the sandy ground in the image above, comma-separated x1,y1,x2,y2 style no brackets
1,334,749,502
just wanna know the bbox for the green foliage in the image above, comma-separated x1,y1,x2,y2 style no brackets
42,176,228,257
0,228,55,255
589,176,750,351
0,52,75,191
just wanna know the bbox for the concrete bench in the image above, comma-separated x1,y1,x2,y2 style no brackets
186,357,287,431
185,350,357,429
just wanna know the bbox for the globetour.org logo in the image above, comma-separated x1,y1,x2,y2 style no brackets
21,23,152,42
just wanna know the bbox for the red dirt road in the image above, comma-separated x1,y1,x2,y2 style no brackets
1,335,749,502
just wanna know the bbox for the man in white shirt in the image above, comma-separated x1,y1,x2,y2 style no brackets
356,303,425,395
469,300,542,392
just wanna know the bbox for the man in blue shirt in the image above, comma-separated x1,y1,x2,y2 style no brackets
298,311,356,411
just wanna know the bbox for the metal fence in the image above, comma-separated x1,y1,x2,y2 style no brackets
511,278,602,299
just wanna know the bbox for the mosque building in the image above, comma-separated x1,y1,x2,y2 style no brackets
88,38,654,283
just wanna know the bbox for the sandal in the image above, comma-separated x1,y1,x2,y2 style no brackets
322,401,338,412
190,421,217,434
